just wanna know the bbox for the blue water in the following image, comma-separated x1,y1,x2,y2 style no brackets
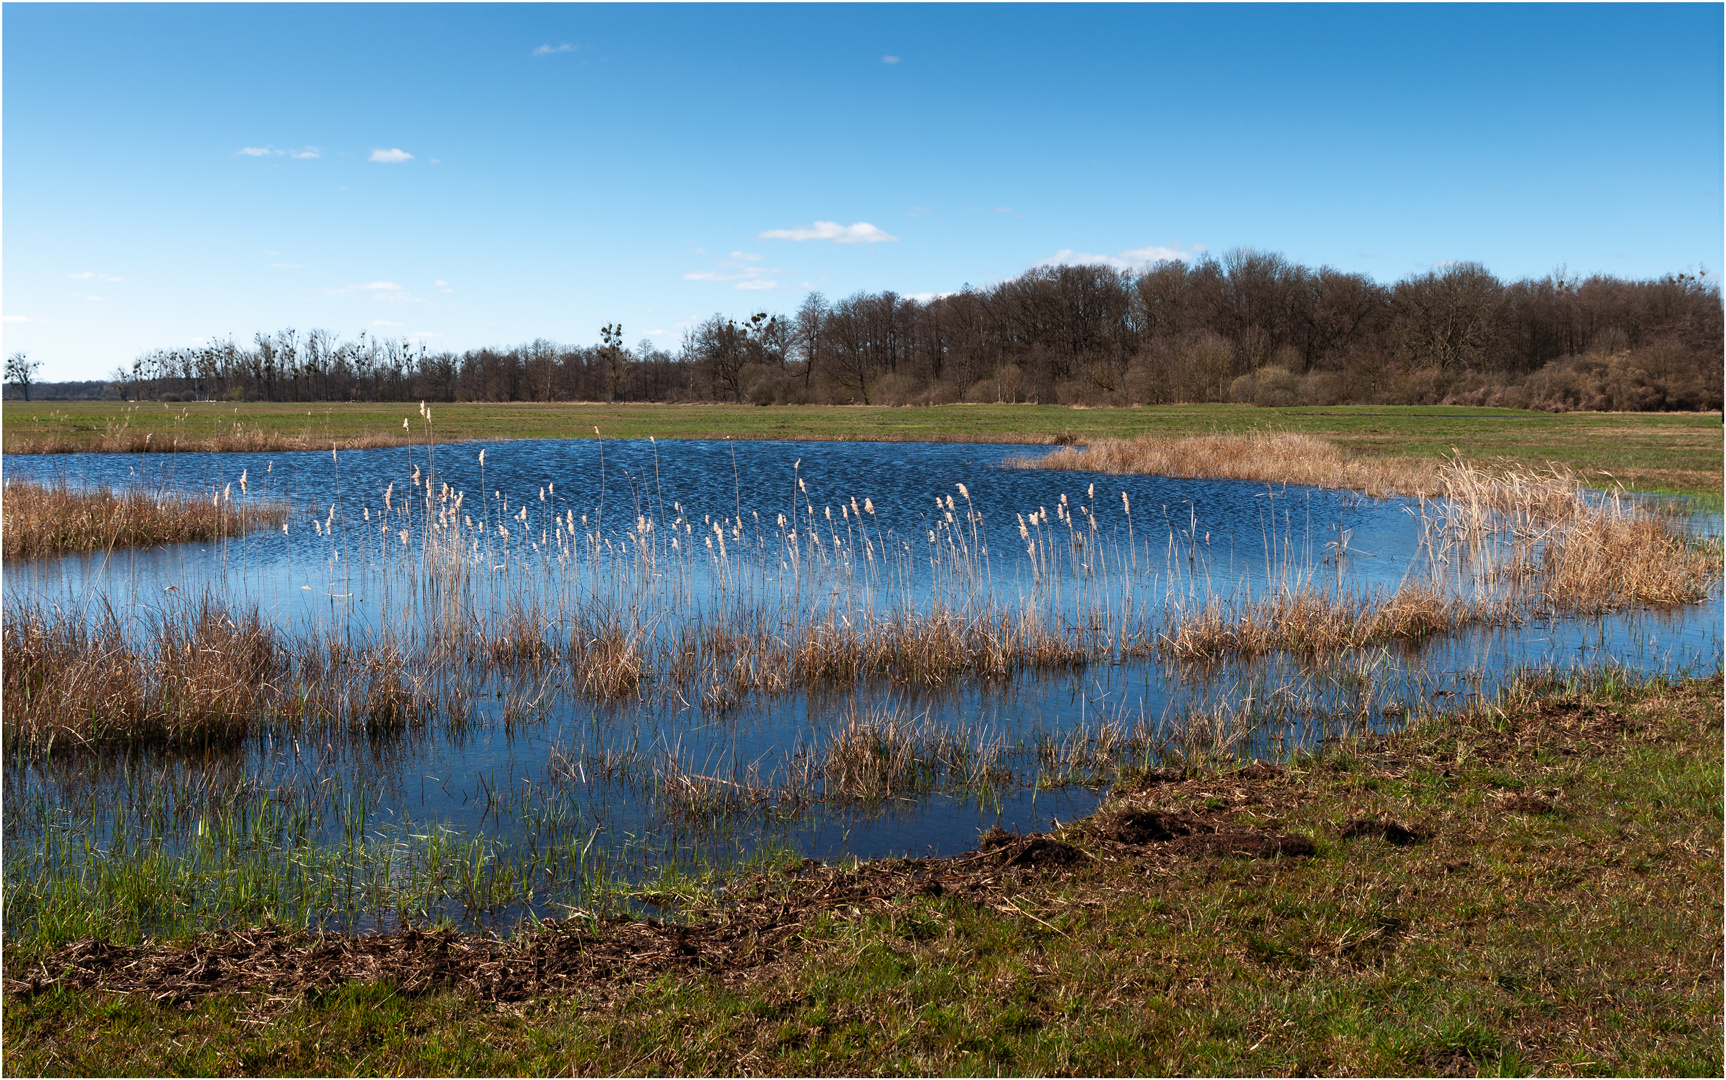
5,439,1720,929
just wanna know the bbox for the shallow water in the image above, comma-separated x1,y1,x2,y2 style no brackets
5,439,1720,932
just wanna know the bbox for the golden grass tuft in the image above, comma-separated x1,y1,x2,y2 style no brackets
2,480,286,560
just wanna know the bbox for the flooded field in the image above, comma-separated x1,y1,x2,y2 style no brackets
4,438,1720,940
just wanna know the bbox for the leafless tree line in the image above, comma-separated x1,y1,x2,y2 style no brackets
105,251,1723,412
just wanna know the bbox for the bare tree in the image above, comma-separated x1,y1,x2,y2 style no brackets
5,352,40,401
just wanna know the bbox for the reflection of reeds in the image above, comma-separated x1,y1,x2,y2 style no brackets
2,479,286,560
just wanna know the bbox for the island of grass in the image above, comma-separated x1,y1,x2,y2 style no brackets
4,670,1719,1076
1,479,286,560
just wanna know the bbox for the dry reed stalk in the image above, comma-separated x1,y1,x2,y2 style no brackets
1538,509,1720,610
2,600,284,747
1160,584,1462,661
570,620,647,699
1009,431,1441,498
2,600,433,749
2,480,287,560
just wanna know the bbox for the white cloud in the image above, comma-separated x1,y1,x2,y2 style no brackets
85,295,107,302
881,55,900,64
683,251,786,285
237,146,318,159
758,220,900,244
532,42,575,56
434,279,448,286
905,291,955,303
368,148,413,164
2,315,34,323
67,271,122,282
322,281,420,302
1034,244,1198,272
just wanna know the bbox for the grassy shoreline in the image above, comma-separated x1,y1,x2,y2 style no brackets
5,400,1720,497
5,669,1720,1076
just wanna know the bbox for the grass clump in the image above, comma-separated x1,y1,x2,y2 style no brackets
5,670,1719,1075
2,479,286,560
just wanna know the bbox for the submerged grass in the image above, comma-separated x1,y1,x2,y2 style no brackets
6,669,1718,1076
1,479,286,560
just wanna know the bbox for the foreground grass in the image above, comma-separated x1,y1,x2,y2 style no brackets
5,400,1720,496
7,671,1719,1076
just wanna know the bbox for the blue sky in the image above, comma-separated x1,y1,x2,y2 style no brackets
5,2,1721,381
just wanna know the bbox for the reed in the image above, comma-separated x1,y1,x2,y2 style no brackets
1008,431,1443,498
2,479,286,560
1,597,432,750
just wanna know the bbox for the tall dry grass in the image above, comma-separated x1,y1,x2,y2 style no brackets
1010,431,1443,498
2,480,287,560
2,598,431,750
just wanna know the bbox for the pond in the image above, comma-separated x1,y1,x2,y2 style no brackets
4,438,1720,936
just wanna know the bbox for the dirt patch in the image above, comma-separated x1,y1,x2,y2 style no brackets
1338,818,1432,845
981,827,1086,869
1093,810,1210,844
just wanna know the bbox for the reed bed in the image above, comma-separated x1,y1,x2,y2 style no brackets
1008,430,1443,498
2,479,287,560
1,598,431,749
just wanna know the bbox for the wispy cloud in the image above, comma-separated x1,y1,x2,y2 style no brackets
67,271,123,282
368,148,413,164
2,315,35,323
1034,243,1199,271
881,55,900,64
904,291,955,303
730,251,764,262
683,252,786,287
532,42,576,56
734,280,779,291
236,146,319,159
758,220,899,244
323,281,420,302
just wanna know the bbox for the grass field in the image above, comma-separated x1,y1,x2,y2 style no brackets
5,400,1721,497
5,670,1719,1077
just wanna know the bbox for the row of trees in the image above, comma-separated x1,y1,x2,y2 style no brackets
62,251,1726,412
